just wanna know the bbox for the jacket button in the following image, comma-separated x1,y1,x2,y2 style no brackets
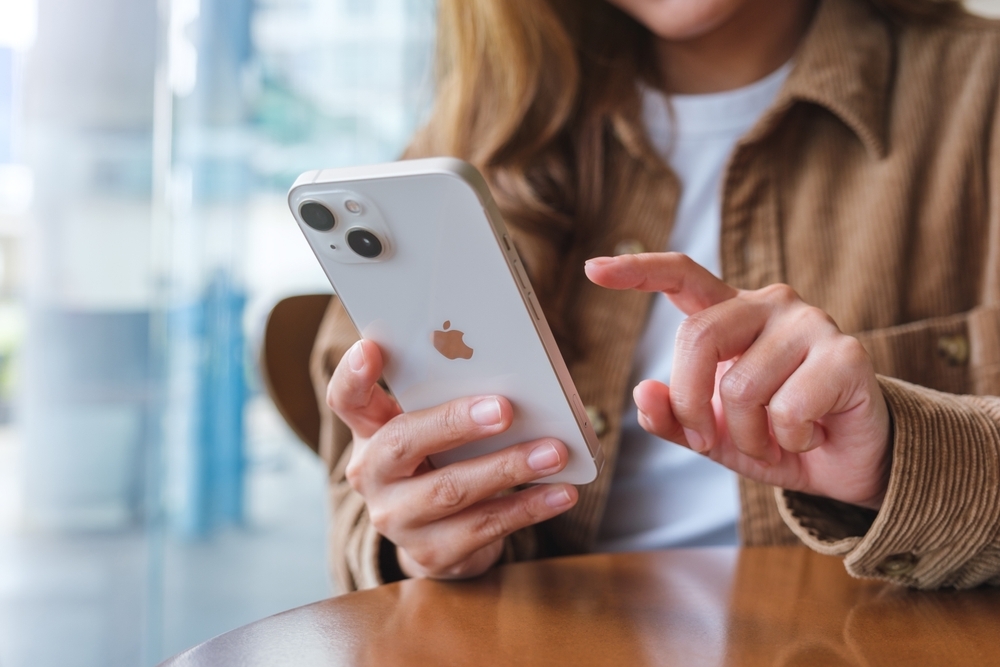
876,552,919,577
937,334,969,366
613,239,646,256
585,405,608,437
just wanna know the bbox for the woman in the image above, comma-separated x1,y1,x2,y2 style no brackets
312,0,1000,592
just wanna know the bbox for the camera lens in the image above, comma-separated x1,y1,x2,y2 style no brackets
347,229,383,259
300,202,336,231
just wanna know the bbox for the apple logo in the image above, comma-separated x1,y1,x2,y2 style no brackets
433,321,474,360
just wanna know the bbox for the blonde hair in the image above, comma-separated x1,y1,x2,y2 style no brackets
407,0,962,347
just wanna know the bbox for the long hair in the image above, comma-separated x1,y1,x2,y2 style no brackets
406,0,962,348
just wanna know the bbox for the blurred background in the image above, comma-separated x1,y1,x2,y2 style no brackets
0,0,998,665
0,0,434,664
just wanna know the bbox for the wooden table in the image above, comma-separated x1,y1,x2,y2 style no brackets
160,546,1000,666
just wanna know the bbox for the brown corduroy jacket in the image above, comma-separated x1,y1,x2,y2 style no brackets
310,0,1000,593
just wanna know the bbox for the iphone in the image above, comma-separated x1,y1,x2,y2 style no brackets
288,158,603,484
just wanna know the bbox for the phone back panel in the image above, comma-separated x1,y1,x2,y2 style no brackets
288,158,603,484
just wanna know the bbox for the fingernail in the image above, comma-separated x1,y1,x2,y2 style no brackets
683,428,706,453
637,410,651,428
545,487,573,509
585,257,615,268
527,443,561,472
348,342,365,372
470,398,502,426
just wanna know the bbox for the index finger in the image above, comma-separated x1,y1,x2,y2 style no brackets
327,339,402,439
585,252,738,315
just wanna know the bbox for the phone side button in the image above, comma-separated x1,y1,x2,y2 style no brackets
526,293,542,320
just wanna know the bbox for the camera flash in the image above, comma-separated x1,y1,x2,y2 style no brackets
345,200,362,214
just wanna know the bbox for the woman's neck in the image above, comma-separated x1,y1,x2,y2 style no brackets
654,0,817,94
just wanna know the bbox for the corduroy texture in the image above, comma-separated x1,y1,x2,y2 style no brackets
310,0,1000,593
780,377,1000,589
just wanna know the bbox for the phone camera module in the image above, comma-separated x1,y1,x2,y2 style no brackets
300,202,336,231
347,229,384,259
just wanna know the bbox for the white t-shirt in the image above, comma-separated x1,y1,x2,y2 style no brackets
596,63,792,552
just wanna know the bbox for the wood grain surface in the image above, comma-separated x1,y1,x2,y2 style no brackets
160,546,1000,666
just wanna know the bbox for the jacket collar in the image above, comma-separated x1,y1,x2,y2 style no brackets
615,0,894,165
778,0,893,158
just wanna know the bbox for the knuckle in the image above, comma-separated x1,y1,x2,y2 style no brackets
344,457,364,490
492,453,522,488
678,253,699,273
797,305,836,331
435,402,470,441
675,316,712,351
377,418,413,464
719,367,759,408
669,390,702,418
428,471,468,512
769,394,805,428
522,495,551,525
344,443,368,490
367,504,392,534
761,282,799,306
471,508,509,544
810,305,835,325
836,336,870,369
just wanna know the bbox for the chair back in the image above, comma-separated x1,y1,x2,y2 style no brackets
260,294,333,454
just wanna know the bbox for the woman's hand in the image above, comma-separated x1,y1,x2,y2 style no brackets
585,252,892,510
326,339,579,580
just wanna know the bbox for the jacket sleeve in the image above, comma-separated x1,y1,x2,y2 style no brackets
309,296,377,593
777,375,1000,590
310,297,540,593
777,80,1000,589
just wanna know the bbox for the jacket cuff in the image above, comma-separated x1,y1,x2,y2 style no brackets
327,441,385,593
777,375,1000,589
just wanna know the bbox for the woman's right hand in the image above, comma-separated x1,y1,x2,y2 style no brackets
326,339,580,580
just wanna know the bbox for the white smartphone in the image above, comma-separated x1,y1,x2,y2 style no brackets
288,158,603,484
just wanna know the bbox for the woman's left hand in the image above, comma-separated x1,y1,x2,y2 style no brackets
585,252,892,510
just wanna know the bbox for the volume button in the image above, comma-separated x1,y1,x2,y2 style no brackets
526,292,542,320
